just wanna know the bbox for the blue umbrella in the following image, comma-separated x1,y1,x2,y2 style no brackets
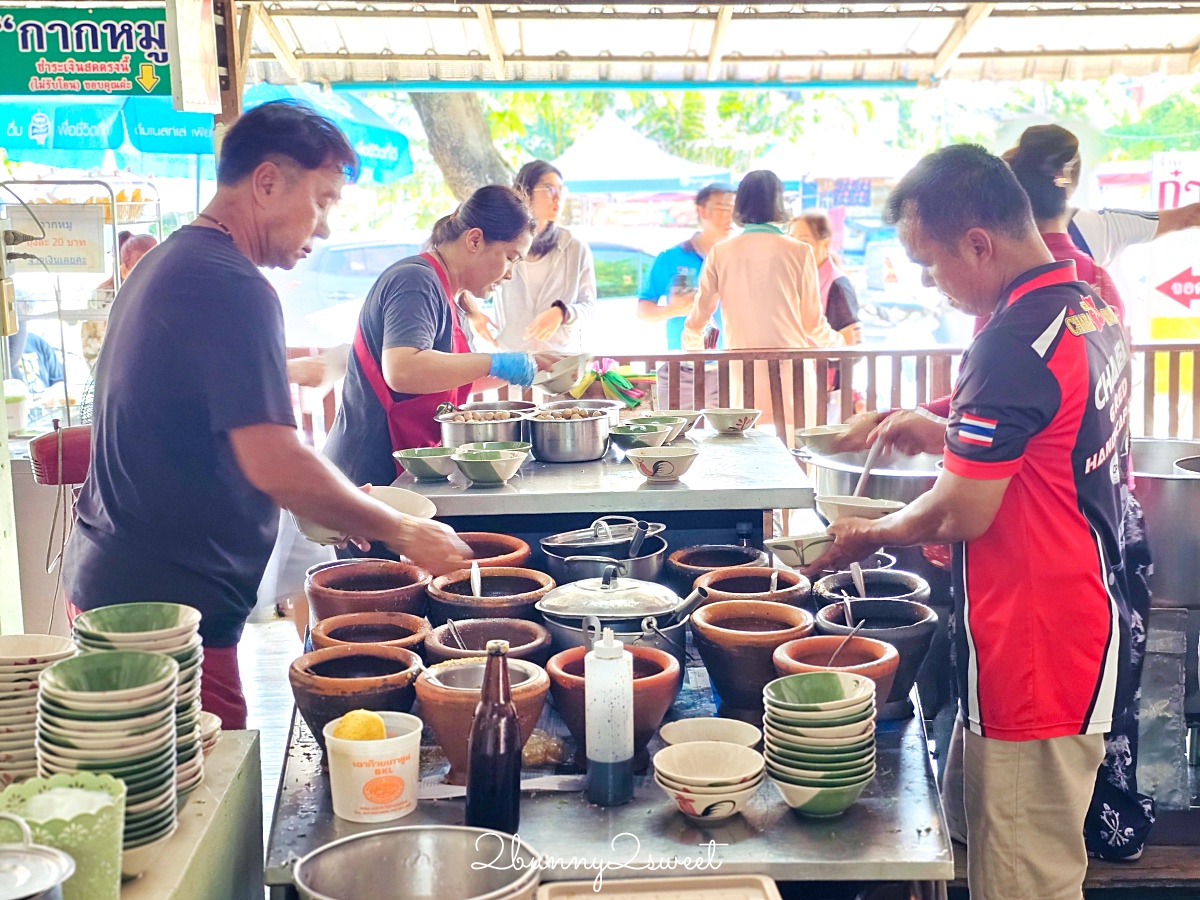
243,83,412,184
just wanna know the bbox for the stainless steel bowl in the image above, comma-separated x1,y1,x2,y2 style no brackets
540,611,689,669
294,826,541,900
438,414,526,448
1133,438,1200,609
540,398,622,426
796,448,941,506
542,534,667,583
461,401,537,415
527,414,610,463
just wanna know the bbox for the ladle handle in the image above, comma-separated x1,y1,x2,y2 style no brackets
827,620,866,668
628,520,650,559
854,442,884,497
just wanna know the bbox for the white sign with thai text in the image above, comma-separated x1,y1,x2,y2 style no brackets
7,203,107,274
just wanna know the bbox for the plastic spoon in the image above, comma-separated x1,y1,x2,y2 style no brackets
470,561,482,598
769,570,779,595
853,441,884,497
850,561,867,601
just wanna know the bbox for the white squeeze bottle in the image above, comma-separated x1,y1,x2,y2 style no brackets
585,628,634,806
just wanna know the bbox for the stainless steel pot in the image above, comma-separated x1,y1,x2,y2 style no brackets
540,612,689,669
540,516,665,556
541,398,622,426
536,566,680,620
527,414,610,462
796,448,941,506
294,826,541,900
1133,438,1200,608
542,534,667,583
461,401,537,442
438,413,526,448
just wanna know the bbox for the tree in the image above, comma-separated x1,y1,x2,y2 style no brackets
483,91,613,162
1107,87,1200,159
409,92,513,200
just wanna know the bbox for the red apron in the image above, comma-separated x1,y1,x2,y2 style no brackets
352,252,472,474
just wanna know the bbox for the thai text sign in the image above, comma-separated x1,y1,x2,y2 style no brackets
6,205,108,274
0,8,171,97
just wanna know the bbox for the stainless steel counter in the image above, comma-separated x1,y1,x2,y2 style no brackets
264,692,953,896
391,430,814,517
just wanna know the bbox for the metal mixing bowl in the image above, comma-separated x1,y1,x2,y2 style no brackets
540,398,622,426
527,414,610,463
438,414,526,448
294,826,542,900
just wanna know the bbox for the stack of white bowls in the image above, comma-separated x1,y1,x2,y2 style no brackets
652,741,765,824
199,711,222,756
0,636,76,785
72,603,206,799
37,649,181,855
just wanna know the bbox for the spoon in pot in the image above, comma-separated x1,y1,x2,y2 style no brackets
769,570,779,595
445,618,468,651
850,561,867,601
826,620,866,667
470,560,482,598
853,441,884,497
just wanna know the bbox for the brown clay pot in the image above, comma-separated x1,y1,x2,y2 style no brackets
425,567,555,627
309,611,432,655
424,618,554,666
288,644,423,759
666,544,769,594
695,567,812,608
414,657,549,785
305,559,431,622
546,645,682,773
690,600,814,725
772,635,900,703
457,533,532,568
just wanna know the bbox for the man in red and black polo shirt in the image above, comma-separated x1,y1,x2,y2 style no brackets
806,144,1131,900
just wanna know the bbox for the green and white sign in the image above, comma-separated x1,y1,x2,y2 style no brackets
0,8,171,97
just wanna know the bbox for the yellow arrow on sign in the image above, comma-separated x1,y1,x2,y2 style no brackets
135,63,160,93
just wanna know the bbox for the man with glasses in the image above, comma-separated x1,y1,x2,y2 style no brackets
637,184,735,405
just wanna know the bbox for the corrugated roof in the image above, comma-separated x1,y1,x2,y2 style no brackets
239,2,1200,86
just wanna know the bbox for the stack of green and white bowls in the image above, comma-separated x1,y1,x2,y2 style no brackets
762,671,877,819
37,650,180,854
72,603,206,801
0,636,76,785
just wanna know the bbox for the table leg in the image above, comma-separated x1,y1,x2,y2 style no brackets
915,880,949,900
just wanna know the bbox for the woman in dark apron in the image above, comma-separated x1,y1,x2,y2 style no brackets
324,186,549,555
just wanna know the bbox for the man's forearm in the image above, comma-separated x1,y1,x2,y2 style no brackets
268,442,402,541
864,479,995,548
1158,202,1200,237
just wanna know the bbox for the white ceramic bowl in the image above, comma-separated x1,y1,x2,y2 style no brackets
656,769,764,795
765,533,835,567
659,718,761,748
0,635,76,666
654,410,703,432
654,772,761,821
534,354,589,395
652,740,764,788
626,446,699,483
701,408,762,434
296,485,436,544
815,495,906,523
764,713,877,740
769,773,873,818
763,723,875,751
795,425,852,456
121,826,179,878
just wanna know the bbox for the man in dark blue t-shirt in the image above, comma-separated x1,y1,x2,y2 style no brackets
64,102,467,729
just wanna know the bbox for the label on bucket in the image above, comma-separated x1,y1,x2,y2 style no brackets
330,747,418,821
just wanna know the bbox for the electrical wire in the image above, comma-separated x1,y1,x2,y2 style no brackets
0,184,47,241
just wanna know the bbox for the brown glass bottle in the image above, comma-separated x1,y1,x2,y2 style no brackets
465,640,522,833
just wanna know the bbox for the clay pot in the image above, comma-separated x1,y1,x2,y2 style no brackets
666,544,769,594
812,569,931,607
546,645,682,773
772,635,900,703
305,559,432,622
695,567,812,609
309,611,432,655
425,618,554,666
457,533,532,568
690,600,814,725
425,567,555,627
814,595,938,719
289,644,423,759
414,657,549,785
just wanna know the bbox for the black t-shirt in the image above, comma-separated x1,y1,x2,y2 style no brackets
324,256,450,487
64,226,295,647
826,276,859,332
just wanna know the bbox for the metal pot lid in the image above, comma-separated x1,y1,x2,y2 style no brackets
0,814,75,900
541,516,665,549
536,565,679,617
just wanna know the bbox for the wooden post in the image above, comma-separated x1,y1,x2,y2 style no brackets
213,0,244,132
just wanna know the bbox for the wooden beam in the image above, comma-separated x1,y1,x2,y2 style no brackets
257,7,302,81
213,0,242,128
1189,41,1200,72
706,5,734,81
475,5,507,80
933,2,995,79
238,1,260,88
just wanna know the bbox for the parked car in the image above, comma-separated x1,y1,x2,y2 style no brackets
265,234,424,347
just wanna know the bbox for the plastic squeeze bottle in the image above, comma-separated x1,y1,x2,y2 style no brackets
465,640,522,832
585,628,635,806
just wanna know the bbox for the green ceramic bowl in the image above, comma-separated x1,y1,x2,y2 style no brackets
72,604,201,644
393,447,458,482
452,449,526,486
763,713,876,740
762,738,875,767
609,424,670,451
37,705,172,736
766,751,876,782
763,723,874,753
38,739,174,772
654,410,702,432
769,773,872,818
39,651,179,703
457,441,533,454
762,699,874,726
628,415,687,443
763,671,875,712
38,689,175,718
75,631,200,657
36,721,175,752
767,763,877,789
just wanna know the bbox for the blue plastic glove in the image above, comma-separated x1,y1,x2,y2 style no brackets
489,352,537,387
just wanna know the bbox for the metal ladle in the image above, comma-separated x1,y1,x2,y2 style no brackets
445,618,468,651
826,620,867,667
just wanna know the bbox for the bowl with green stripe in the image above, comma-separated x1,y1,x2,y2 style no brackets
72,604,201,644
763,671,875,713
39,651,179,704
393,447,458,482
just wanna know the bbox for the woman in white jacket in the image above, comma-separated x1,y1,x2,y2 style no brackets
493,160,597,353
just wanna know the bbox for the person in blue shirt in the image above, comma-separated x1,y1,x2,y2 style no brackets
7,328,64,395
637,184,733,406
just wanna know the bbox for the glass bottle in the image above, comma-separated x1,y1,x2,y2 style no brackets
465,640,522,833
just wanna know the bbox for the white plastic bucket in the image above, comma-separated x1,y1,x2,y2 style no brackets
323,711,422,824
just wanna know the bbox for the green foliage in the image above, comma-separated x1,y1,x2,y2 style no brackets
1107,86,1200,158
482,92,614,163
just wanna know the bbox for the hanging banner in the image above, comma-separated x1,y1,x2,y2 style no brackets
0,8,171,98
5,204,108,274
1149,152,1200,340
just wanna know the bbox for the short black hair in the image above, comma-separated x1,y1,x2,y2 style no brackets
885,144,1035,246
217,100,359,186
695,184,734,207
734,170,789,226
1007,125,1080,222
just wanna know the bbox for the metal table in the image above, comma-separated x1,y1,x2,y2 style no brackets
264,693,953,897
